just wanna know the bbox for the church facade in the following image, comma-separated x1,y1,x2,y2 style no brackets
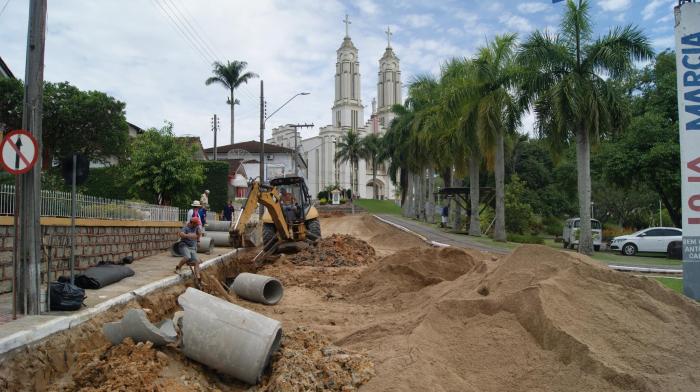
268,18,401,200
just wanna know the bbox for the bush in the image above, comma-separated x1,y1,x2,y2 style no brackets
505,175,535,234
319,198,328,205
480,204,495,233
201,161,229,212
318,191,329,200
542,215,564,237
79,166,130,200
507,233,544,244
602,224,635,242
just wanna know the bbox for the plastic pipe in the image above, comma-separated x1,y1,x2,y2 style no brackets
230,273,284,305
177,288,283,385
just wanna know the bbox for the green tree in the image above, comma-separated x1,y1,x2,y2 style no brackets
125,123,204,206
334,130,362,196
518,0,653,254
505,174,535,234
360,133,384,199
205,60,258,145
0,80,129,165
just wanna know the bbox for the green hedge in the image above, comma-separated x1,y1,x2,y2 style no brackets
79,166,130,200
506,233,544,244
201,161,229,212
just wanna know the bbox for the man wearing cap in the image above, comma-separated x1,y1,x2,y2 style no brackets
175,216,202,276
200,190,210,209
186,200,207,226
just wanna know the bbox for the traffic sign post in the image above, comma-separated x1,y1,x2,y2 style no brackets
1,130,39,175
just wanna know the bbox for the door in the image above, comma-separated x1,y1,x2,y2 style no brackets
661,229,683,251
638,229,666,252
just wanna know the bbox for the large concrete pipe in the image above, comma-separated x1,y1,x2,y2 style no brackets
205,221,231,232
170,237,213,257
177,288,283,385
205,231,232,247
230,273,284,305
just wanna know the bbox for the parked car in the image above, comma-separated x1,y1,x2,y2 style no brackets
562,218,603,251
610,227,682,256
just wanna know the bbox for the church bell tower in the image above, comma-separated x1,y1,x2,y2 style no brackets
376,26,402,129
332,14,364,131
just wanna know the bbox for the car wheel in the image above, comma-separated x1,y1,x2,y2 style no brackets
594,245,600,252
622,243,637,256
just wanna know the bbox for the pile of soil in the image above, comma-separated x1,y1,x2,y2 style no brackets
255,327,374,391
339,245,700,391
287,234,376,267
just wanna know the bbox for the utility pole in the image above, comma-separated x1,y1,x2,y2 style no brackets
259,80,265,183
288,123,313,174
211,114,219,161
17,0,47,315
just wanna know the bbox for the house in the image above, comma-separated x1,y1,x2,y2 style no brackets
0,56,15,79
202,140,307,182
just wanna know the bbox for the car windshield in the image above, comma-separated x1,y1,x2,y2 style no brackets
572,220,602,229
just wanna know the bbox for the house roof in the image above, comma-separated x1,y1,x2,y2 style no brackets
203,140,295,154
127,121,145,134
0,56,15,79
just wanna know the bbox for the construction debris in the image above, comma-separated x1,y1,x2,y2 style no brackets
102,308,177,347
287,234,375,267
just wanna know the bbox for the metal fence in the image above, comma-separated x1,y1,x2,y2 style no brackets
0,184,181,221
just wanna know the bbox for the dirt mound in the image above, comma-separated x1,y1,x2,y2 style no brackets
345,246,486,302
256,327,374,391
341,245,700,392
287,234,376,267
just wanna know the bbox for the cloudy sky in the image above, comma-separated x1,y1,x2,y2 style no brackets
0,0,676,148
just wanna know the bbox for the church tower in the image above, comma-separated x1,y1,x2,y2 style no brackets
376,27,402,128
332,15,364,131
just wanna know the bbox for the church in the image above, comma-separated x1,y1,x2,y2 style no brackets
267,16,401,200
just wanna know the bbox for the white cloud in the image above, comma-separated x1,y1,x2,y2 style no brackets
499,14,534,33
642,0,665,21
404,14,434,28
356,0,378,16
652,35,674,50
597,0,631,12
517,2,549,14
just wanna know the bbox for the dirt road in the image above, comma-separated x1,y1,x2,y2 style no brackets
2,213,699,391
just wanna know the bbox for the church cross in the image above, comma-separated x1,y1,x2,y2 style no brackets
385,26,393,47
343,14,351,37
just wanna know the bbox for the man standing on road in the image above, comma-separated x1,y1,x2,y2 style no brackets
175,216,202,277
223,200,235,221
200,190,210,209
186,200,207,226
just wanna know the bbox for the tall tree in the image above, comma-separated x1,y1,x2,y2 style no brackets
205,60,258,145
335,130,362,196
360,133,385,199
518,0,652,254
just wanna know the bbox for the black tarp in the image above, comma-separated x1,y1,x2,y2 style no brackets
75,263,135,289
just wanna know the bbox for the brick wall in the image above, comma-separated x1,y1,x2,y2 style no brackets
0,220,181,293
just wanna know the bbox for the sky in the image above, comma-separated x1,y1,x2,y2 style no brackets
0,0,677,148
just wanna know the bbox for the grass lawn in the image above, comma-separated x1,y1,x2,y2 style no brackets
354,199,402,215
654,277,683,294
543,239,682,267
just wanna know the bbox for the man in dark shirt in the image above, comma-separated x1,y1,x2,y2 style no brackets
223,200,235,221
175,216,202,277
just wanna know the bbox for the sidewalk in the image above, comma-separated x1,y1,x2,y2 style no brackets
0,246,239,355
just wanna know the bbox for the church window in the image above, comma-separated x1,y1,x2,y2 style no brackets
337,110,341,127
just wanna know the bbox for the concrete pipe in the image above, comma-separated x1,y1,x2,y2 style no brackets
177,288,283,385
205,221,231,232
205,231,232,247
230,273,284,305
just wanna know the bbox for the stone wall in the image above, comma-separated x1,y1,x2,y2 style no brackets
0,218,181,293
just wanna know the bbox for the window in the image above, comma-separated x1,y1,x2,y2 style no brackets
336,111,341,127
663,229,682,236
644,229,665,237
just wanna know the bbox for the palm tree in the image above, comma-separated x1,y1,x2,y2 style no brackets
385,104,415,216
335,130,363,196
205,60,258,145
360,133,385,199
473,34,523,242
518,0,652,254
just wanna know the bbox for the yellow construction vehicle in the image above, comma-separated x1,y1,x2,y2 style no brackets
230,176,321,263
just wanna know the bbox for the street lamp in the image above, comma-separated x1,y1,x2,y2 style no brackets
259,92,310,182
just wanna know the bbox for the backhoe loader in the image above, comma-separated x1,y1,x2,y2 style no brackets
230,176,321,263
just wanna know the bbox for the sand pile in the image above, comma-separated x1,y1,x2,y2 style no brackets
255,327,374,391
340,245,700,392
287,234,376,267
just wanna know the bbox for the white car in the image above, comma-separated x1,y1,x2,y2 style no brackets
610,227,682,256
562,218,603,251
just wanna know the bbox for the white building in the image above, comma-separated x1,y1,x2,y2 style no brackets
268,20,401,200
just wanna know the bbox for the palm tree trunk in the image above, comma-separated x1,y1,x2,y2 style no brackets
416,170,424,220
452,172,462,231
426,168,435,224
405,172,415,217
494,130,506,242
230,89,235,145
469,152,481,236
576,129,593,255
372,158,378,199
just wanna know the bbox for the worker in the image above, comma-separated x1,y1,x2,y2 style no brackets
280,187,297,223
175,216,202,276
186,200,207,226
441,203,449,228
223,200,235,221
200,190,210,209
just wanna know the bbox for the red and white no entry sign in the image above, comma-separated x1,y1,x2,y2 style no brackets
1,130,39,175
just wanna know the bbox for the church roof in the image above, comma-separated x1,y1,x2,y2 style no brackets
380,46,399,62
338,37,357,51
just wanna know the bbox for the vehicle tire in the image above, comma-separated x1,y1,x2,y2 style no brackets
262,223,276,245
594,245,601,252
305,218,321,241
622,243,637,256
563,241,569,249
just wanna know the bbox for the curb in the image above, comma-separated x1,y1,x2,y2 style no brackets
608,264,683,274
372,215,450,248
0,249,241,357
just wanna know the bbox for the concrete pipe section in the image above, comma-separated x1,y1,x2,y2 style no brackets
170,237,213,257
230,273,284,305
102,308,177,346
205,221,231,232
177,288,283,385
205,231,232,247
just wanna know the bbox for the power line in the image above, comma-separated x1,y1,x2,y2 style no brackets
150,0,213,66
162,0,222,61
0,0,11,18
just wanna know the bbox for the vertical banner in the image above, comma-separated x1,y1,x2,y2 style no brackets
675,1,700,299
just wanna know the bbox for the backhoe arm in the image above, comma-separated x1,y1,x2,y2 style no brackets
229,180,291,248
